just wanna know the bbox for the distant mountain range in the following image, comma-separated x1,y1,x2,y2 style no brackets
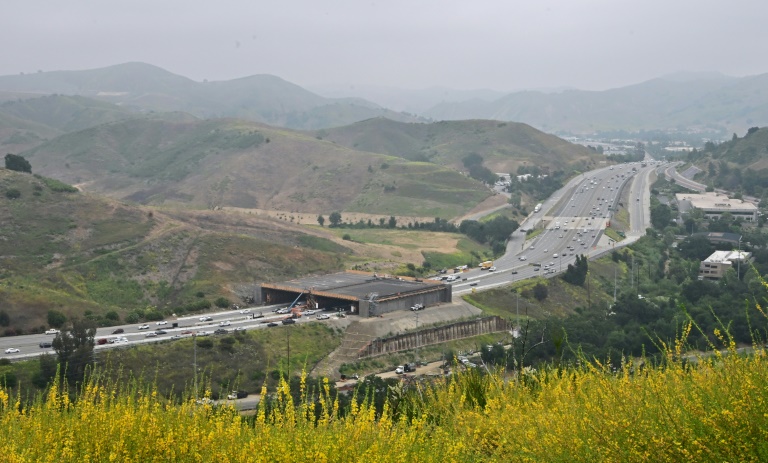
0,62,424,130
421,74,768,136
1,63,766,136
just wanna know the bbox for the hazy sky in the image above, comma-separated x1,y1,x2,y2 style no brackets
3,0,766,91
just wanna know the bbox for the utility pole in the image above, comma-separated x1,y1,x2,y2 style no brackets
287,327,291,376
415,311,420,362
613,266,617,303
737,236,742,280
193,334,198,401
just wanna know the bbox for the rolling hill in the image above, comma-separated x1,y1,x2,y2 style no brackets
0,62,424,130
0,168,351,333
21,116,494,219
0,94,141,153
322,117,601,174
686,126,768,197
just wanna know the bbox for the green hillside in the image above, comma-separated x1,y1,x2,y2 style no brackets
22,117,492,218
686,126,768,198
323,117,601,174
0,62,424,130
0,168,348,334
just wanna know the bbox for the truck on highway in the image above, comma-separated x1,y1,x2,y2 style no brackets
480,261,494,270
534,203,542,213
555,221,561,230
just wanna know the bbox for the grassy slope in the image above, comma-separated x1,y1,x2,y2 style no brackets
0,169,348,333
23,117,492,218
324,117,601,174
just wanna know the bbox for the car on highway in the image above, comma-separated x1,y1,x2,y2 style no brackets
238,308,251,314
553,253,559,258
267,322,279,327
155,329,167,335
534,267,540,271
234,327,246,332
488,266,497,272
5,348,20,354
145,332,157,338
304,309,317,316
199,316,213,322
156,321,168,325
111,328,124,335
170,334,183,340
214,328,228,334
45,329,60,335
510,270,518,274
219,320,231,327
39,341,53,348
469,282,478,286
519,256,527,261
317,314,330,320
137,324,150,330
282,318,296,325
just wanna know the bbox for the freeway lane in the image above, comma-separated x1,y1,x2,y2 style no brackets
452,162,659,295
0,304,334,361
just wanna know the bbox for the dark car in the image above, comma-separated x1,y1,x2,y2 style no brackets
214,328,228,335
155,329,167,335
404,363,417,372
39,341,53,349
282,318,296,325
111,328,124,335
267,322,278,327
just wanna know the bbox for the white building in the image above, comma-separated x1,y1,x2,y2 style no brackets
676,192,758,222
699,250,751,280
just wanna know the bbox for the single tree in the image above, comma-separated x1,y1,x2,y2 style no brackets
328,212,342,227
4,153,32,173
317,214,325,227
52,318,97,385
47,309,67,328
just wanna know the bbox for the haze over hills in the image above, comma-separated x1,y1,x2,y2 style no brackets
422,73,768,136
0,62,424,130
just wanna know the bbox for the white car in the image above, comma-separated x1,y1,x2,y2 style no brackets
219,320,231,327
199,316,213,322
138,324,150,330
488,266,497,272
316,314,330,320
395,366,405,374
238,308,251,314
304,309,317,316
519,256,527,261
234,327,246,332
4,348,20,354
45,329,60,335
156,321,168,325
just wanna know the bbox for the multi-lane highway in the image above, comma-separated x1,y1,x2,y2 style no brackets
0,304,326,361
452,162,659,294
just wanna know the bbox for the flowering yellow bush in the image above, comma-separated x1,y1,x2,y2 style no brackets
1,333,767,462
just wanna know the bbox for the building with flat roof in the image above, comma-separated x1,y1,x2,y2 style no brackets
692,232,742,246
259,271,452,317
676,192,758,222
699,250,751,281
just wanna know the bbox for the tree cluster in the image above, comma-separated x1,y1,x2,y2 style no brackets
562,254,588,286
4,153,31,173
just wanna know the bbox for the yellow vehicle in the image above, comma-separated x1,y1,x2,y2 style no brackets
480,261,494,270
